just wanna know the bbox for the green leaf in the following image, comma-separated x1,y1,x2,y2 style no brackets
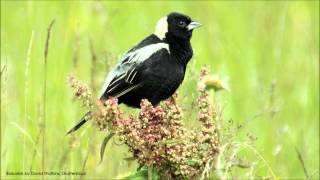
123,157,136,162
99,132,115,164
186,159,199,166
151,168,159,180
137,165,145,171
159,139,183,145
121,169,148,180
120,167,160,180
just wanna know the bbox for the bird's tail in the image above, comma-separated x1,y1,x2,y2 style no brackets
66,111,91,135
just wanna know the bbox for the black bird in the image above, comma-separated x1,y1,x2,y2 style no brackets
67,12,201,134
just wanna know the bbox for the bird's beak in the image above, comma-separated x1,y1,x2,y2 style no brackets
187,21,202,31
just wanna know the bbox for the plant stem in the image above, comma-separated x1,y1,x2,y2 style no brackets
24,30,34,173
148,165,153,180
89,37,97,93
42,19,55,179
295,147,309,179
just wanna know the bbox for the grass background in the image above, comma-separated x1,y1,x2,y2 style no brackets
1,1,319,179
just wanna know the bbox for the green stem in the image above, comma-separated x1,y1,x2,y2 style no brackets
148,165,153,180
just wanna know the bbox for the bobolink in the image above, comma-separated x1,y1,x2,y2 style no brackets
67,12,201,134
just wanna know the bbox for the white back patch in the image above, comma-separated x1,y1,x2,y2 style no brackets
99,43,170,97
154,16,168,40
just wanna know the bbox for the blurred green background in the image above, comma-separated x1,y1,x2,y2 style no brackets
1,1,319,179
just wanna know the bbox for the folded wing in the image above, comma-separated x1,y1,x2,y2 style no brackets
99,41,170,100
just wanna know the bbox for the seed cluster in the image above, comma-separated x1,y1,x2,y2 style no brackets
94,97,122,131
68,67,220,179
68,74,93,108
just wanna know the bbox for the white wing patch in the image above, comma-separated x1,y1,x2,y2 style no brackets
99,43,170,97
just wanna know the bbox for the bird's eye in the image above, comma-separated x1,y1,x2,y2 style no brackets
178,21,187,28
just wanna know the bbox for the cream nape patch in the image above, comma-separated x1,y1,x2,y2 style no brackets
154,16,168,40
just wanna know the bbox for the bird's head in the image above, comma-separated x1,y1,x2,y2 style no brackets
154,12,202,41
